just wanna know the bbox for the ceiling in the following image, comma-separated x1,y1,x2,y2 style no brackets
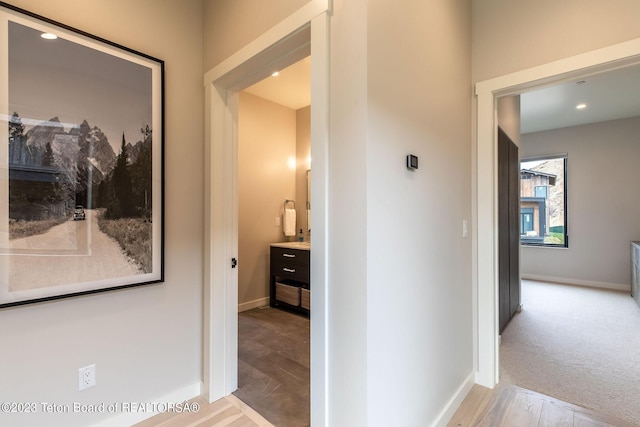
244,56,640,134
243,56,311,110
520,64,640,133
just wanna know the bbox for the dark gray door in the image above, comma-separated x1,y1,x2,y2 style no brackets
498,127,520,333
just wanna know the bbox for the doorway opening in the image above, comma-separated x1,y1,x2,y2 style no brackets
234,56,312,425
203,9,330,427
475,36,640,388
493,62,640,423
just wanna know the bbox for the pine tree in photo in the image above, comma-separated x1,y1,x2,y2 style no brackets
109,133,135,218
8,112,25,164
130,125,152,218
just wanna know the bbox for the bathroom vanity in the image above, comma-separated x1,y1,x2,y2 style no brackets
270,241,310,314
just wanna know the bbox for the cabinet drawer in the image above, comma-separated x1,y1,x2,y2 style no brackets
271,247,309,266
276,282,300,306
301,288,310,310
271,261,309,283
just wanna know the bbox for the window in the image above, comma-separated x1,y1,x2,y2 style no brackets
520,155,568,247
534,185,548,198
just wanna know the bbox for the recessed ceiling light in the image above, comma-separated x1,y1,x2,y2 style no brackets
41,33,58,40
271,71,279,77
576,103,587,110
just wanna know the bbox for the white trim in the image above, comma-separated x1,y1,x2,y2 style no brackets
91,382,201,427
238,297,270,312
522,275,631,292
431,372,475,427
521,152,567,162
310,12,330,427
474,36,640,389
203,5,330,427
204,0,330,85
0,14,8,256
203,80,238,400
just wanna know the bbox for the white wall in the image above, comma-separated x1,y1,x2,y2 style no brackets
365,1,472,425
472,0,640,83
238,92,297,307
520,116,640,289
328,0,369,423
0,1,204,426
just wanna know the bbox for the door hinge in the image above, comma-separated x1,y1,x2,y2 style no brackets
231,258,238,268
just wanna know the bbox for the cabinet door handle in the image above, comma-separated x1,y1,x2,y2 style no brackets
283,253,296,258
283,268,296,273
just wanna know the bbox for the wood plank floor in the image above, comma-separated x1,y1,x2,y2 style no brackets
132,394,273,427
448,382,639,427
135,380,636,426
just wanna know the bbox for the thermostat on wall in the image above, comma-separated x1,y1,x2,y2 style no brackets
406,154,418,170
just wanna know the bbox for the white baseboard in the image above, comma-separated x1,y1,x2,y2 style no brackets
431,372,475,427
91,381,201,427
238,297,270,312
522,274,630,292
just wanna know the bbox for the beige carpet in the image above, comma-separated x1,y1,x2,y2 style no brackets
500,280,640,426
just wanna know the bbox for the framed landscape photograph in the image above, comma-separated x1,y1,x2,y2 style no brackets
0,2,164,308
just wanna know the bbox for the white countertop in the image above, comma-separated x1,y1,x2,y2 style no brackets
270,241,311,250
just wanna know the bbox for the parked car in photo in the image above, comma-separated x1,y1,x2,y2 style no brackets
73,205,86,221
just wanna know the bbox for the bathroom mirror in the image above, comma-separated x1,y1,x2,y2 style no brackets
306,169,311,231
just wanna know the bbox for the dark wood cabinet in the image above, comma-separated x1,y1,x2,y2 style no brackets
270,244,310,314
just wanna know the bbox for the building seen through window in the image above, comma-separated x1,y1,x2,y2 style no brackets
520,156,567,247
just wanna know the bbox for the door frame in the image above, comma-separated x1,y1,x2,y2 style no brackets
202,2,331,425
474,37,640,388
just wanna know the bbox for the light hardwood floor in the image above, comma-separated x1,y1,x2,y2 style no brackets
132,394,273,427
136,381,636,427
448,382,638,427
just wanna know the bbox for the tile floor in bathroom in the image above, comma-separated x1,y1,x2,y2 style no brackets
234,306,310,427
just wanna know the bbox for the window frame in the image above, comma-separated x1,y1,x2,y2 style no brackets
520,154,568,248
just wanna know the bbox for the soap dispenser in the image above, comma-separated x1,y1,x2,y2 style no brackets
298,229,304,242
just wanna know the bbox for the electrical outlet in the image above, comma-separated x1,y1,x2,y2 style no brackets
78,364,96,391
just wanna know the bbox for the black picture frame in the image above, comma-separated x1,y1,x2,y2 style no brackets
0,2,164,308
